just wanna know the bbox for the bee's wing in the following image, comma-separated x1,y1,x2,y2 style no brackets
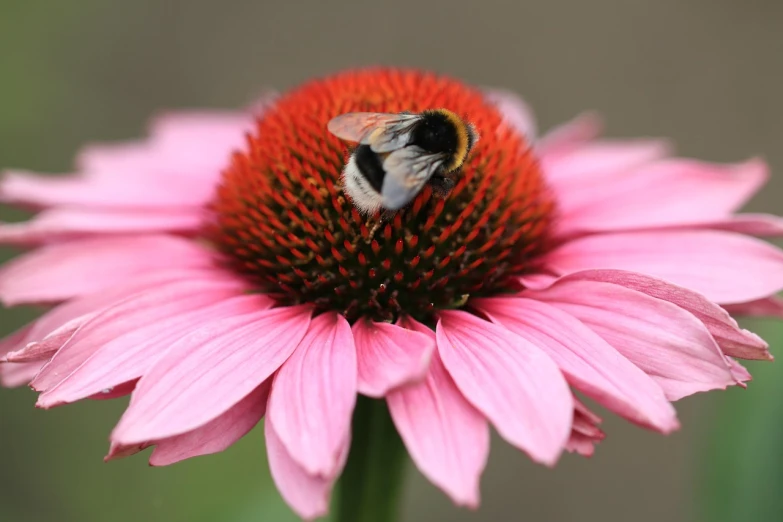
380,146,446,210
327,112,420,153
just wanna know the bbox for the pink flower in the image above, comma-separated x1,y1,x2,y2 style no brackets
1,69,781,519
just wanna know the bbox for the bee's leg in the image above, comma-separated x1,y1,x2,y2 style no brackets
429,175,456,199
366,220,381,242
364,209,396,244
380,209,397,221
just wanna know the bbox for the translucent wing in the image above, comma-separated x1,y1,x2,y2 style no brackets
327,112,420,153
380,146,446,210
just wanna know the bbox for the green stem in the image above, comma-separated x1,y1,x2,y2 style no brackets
333,396,408,522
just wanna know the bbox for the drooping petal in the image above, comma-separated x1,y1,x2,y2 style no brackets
543,230,783,304
149,380,271,466
268,312,357,477
557,270,771,360
32,276,248,394
37,294,272,407
0,235,216,305
436,310,572,466
111,305,311,444
474,297,678,432
484,89,537,140
0,291,149,381
352,318,434,398
555,159,767,235
3,269,225,366
527,279,744,400
266,416,347,521
7,315,92,362
387,335,489,507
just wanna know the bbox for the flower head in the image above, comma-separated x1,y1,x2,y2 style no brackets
1,68,782,519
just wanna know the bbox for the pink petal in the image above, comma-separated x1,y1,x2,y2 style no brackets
566,433,600,457
103,440,151,462
148,112,254,179
484,89,537,139
518,273,557,290
3,269,223,365
2,270,216,363
388,318,489,507
0,207,202,244
0,235,216,305
656,214,783,237
266,416,347,521
0,360,44,387
724,297,783,319
76,142,155,178
77,110,254,189
112,305,311,444
7,315,92,362
558,270,771,360
474,297,678,433
268,312,357,476
89,380,137,400
528,279,745,400
571,398,603,438
436,310,573,466
352,319,434,398
566,399,605,457
32,276,247,394
37,294,272,407
149,380,271,466
0,325,33,359
555,159,767,235
536,112,603,157
0,170,211,210
543,230,783,304
1,272,198,364
543,137,670,188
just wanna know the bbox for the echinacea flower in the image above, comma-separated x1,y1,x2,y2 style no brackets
2,68,782,521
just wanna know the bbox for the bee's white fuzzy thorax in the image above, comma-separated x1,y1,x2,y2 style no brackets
342,155,384,215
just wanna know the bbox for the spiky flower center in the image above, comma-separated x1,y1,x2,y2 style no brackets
209,69,554,322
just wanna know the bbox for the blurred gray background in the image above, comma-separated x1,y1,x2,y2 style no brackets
0,1,781,521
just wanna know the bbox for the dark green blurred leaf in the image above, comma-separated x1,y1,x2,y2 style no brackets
699,318,783,522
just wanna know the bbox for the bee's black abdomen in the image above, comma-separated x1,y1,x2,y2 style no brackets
354,145,386,192
411,111,459,154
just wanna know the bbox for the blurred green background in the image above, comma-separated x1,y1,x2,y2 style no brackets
0,1,781,521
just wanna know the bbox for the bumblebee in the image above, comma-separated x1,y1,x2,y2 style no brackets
327,109,479,215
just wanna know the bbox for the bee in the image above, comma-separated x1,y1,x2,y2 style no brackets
327,109,479,215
